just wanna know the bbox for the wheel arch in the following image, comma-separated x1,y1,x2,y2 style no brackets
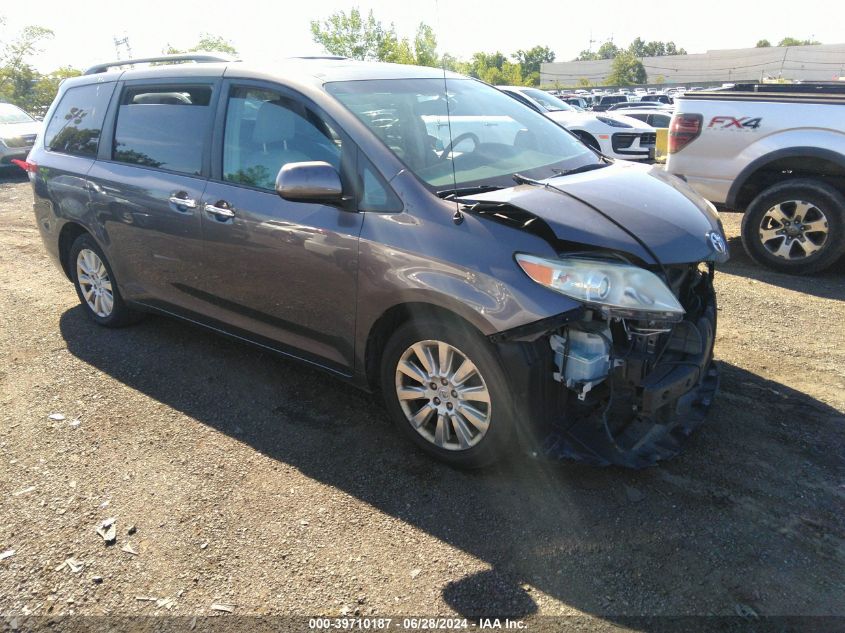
57,221,91,281
727,147,845,211
363,301,489,391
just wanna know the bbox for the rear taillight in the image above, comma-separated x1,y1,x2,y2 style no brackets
668,113,702,154
11,159,37,173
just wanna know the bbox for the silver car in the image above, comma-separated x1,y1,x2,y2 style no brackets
0,103,40,169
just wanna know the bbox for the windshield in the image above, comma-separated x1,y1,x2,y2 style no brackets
519,88,576,112
326,78,596,191
0,103,34,124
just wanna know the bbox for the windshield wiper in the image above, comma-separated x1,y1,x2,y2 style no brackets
552,161,612,177
436,184,503,199
512,162,611,187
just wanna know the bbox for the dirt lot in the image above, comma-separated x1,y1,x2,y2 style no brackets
0,171,843,629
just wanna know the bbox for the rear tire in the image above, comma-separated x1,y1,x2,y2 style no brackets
69,233,144,327
741,179,845,274
380,319,516,468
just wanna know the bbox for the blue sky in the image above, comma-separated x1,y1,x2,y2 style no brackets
2,0,843,72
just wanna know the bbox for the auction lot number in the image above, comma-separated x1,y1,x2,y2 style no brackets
309,618,472,629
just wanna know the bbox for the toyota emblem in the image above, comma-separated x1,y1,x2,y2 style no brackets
708,231,727,254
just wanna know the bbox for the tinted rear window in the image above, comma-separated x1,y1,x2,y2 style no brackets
112,85,213,175
44,82,115,157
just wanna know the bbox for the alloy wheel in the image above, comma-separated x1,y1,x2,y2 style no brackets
758,200,829,260
394,339,492,451
76,249,114,318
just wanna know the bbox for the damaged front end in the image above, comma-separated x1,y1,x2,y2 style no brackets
462,167,726,467
495,261,718,468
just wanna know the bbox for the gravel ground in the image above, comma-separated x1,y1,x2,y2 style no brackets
0,171,843,629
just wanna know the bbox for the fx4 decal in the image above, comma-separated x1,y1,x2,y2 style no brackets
707,116,762,130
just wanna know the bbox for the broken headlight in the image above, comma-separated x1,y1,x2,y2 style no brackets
515,254,685,321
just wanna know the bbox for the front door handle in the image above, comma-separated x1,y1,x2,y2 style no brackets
169,194,198,209
204,202,236,219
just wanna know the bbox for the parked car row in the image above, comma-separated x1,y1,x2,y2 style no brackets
549,88,678,112
498,86,657,161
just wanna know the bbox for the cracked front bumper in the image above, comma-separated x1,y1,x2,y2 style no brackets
495,265,719,468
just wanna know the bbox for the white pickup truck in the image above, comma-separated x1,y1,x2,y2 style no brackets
666,83,845,274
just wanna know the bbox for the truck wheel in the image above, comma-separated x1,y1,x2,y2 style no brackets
741,179,845,274
380,319,516,468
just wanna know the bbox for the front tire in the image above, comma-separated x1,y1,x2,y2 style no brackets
741,179,845,274
380,319,516,468
69,233,143,327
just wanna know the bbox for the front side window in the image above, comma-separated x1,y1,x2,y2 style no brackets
327,78,596,191
113,85,213,175
223,87,342,191
44,82,115,157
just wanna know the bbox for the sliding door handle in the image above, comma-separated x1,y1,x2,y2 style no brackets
204,202,236,219
168,194,198,209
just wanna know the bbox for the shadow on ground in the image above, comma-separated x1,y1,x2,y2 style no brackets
59,305,845,621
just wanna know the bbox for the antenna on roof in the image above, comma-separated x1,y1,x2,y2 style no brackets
434,0,461,224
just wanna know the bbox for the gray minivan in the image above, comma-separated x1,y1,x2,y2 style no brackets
23,54,728,468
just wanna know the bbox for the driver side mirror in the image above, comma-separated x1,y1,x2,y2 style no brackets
275,161,344,205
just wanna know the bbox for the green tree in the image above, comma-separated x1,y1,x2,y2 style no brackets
440,52,469,75
574,50,599,61
191,33,238,55
468,51,506,77
756,39,771,47
577,77,592,87
777,37,820,46
1,25,54,71
309,8,386,60
29,66,81,111
513,45,555,84
412,23,438,67
379,28,416,65
0,21,63,114
597,41,621,60
573,41,619,61
628,37,646,57
643,41,666,57
664,41,687,56
606,51,647,86
165,33,239,56
310,9,439,67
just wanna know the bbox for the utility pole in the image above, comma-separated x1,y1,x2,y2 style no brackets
114,34,132,61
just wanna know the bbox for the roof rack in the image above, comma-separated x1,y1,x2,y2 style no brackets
287,55,349,61
83,52,235,75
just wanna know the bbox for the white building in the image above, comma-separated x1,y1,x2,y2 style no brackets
540,43,845,87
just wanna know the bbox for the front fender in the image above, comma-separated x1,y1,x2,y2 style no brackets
353,206,582,379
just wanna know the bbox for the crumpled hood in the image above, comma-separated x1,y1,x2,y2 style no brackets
0,120,41,142
462,162,729,266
